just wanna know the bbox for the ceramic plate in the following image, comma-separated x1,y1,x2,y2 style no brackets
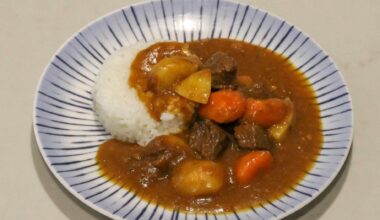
33,0,353,219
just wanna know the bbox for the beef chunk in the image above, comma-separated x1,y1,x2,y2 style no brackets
238,82,269,99
234,122,272,151
189,119,230,160
202,52,237,89
128,135,192,187
126,157,163,188
144,135,192,169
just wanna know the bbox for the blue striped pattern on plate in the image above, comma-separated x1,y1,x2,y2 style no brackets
33,0,353,219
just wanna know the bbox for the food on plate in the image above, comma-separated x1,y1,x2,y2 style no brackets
171,160,225,196
152,56,199,90
174,69,211,104
202,52,237,89
243,98,289,128
235,151,273,185
268,97,295,141
92,43,190,146
199,89,246,123
94,39,322,213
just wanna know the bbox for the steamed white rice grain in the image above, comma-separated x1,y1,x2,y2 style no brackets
92,43,184,146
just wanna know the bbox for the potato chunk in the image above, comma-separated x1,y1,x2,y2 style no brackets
268,98,294,141
152,56,199,90
174,69,211,104
171,160,225,196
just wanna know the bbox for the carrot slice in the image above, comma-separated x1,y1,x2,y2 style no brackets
243,98,288,128
199,90,246,123
236,75,253,87
235,151,273,185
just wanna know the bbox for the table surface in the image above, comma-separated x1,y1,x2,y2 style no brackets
1,0,379,219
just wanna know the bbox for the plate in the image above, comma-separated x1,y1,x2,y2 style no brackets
33,0,353,219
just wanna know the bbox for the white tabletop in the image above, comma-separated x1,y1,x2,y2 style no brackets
1,0,379,219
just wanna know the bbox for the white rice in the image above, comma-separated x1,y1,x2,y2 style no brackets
92,43,184,146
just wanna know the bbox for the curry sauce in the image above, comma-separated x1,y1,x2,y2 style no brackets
96,39,322,213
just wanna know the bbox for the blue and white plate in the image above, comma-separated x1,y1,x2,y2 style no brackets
33,0,353,219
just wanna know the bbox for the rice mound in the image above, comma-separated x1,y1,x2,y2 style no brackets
92,43,184,146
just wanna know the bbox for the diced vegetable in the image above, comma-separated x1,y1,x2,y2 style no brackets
171,160,225,196
236,75,253,87
243,98,288,128
151,56,199,90
199,90,246,123
235,151,273,185
268,98,294,141
174,69,211,104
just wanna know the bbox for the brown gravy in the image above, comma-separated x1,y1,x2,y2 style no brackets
96,39,322,213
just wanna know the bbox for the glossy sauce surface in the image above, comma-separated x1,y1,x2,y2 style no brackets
97,39,322,213
129,42,195,122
